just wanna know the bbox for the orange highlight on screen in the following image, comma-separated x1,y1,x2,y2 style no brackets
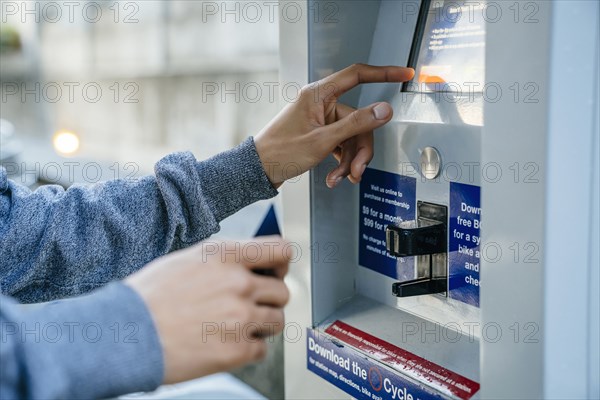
419,74,446,84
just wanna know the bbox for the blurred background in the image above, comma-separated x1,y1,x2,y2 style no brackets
1,0,280,183
1,0,283,398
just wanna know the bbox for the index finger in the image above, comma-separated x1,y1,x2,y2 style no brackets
318,64,414,101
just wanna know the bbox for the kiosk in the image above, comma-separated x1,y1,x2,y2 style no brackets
281,1,599,399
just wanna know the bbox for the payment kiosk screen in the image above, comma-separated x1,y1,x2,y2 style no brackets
408,0,486,93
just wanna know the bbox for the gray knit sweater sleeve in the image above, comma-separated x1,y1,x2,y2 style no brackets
0,282,164,399
0,137,278,303
0,137,278,399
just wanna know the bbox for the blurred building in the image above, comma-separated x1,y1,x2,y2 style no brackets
1,0,280,177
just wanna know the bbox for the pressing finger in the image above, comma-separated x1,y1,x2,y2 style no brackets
318,64,414,100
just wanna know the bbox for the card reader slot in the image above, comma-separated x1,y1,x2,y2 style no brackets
386,201,448,298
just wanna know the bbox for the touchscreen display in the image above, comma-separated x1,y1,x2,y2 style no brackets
408,0,486,93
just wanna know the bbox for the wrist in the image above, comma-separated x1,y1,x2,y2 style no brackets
253,135,283,189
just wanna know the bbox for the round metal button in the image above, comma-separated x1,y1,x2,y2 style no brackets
420,147,442,180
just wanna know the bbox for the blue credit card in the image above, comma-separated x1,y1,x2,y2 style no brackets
253,204,280,276
254,204,281,237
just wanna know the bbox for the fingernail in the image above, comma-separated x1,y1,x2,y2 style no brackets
373,103,391,120
328,176,342,188
326,176,337,188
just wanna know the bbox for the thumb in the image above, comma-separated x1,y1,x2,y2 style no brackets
323,102,393,143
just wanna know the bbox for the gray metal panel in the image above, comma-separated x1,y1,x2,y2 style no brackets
308,0,382,325
282,2,386,399
280,2,342,399
543,1,600,397
481,2,551,398
589,42,600,397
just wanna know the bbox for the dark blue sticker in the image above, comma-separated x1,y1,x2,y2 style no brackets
448,182,481,307
307,329,443,400
359,168,417,280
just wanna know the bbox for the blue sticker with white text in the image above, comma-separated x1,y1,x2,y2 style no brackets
306,329,443,400
358,168,417,280
448,182,481,307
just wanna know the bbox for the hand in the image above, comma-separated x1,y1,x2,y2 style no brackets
125,236,291,384
254,64,414,188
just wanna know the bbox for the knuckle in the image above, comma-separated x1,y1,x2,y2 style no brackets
300,83,316,98
312,126,327,138
311,128,331,148
229,269,254,295
234,303,253,324
350,110,362,128
222,298,243,320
